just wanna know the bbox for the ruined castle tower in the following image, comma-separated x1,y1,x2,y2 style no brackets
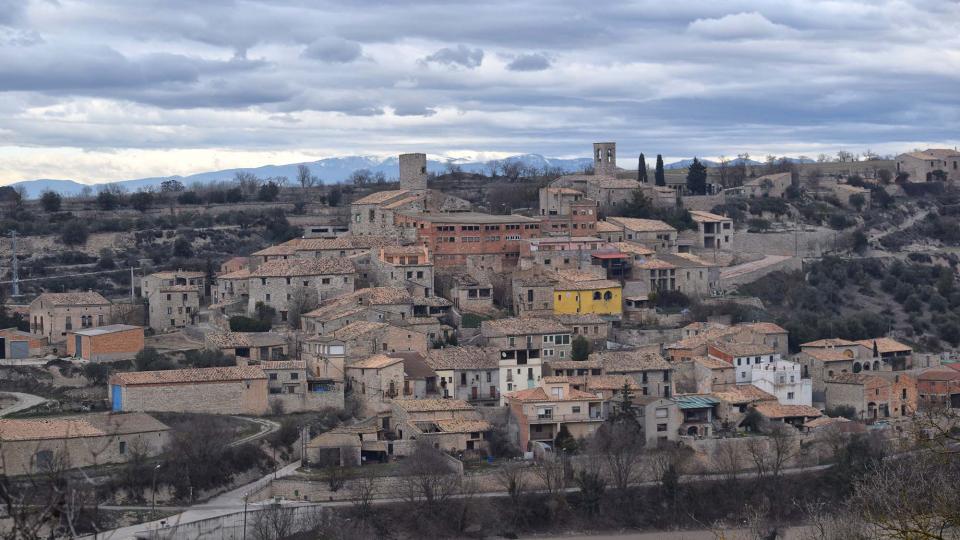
593,142,617,177
399,153,428,193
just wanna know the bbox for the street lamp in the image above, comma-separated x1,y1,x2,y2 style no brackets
151,463,163,521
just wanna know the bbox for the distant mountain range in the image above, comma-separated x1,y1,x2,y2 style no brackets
8,154,595,198
8,153,816,198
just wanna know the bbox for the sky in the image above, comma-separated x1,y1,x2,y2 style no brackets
1,0,959,184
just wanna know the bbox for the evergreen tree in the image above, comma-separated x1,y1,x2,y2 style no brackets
655,154,665,186
638,153,648,183
686,157,708,195
571,335,591,361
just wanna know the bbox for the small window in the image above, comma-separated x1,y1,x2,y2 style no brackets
119,441,126,455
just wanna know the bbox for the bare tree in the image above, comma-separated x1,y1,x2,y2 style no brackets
297,164,317,189
799,501,870,540
592,418,645,492
347,469,379,519
235,171,262,195
496,461,529,526
251,503,297,540
710,438,745,486
398,439,461,512
287,287,319,329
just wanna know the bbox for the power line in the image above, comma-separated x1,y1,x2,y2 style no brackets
0,267,133,285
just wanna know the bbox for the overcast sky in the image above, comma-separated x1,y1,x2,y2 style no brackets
1,0,958,183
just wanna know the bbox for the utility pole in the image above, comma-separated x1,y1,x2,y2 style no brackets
11,231,20,297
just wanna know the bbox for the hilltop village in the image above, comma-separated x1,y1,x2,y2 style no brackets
1,143,959,537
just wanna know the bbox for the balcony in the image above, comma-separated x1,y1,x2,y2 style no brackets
528,413,605,424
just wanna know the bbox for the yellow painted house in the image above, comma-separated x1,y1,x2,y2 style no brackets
553,271,622,316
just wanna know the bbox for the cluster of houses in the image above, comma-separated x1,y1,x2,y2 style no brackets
5,142,960,477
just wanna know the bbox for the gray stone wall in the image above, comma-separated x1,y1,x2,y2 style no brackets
399,153,428,192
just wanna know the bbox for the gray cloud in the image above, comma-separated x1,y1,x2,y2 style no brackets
507,53,551,71
421,44,484,69
302,38,363,63
0,0,958,183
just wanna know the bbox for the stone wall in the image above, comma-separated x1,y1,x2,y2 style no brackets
731,228,838,257
118,379,269,415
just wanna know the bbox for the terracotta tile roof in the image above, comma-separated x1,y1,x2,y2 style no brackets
348,354,403,370
382,195,422,210
481,317,568,337
661,252,715,268
588,177,641,189
744,172,791,186
331,321,389,341
111,366,267,385
511,269,560,287
803,416,851,429
297,236,394,252
801,348,853,362
710,341,774,357
801,338,857,348
205,331,286,349
612,242,655,256
584,375,640,391
593,350,671,372
595,221,623,233
249,257,355,277
0,413,169,442
392,398,474,412
753,402,822,419
635,259,676,270
855,337,912,354
711,385,777,404
607,217,676,233
251,239,302,257
554,270,620,291
34,292,110,306
360,287,414,305
546,358,603,371
693,356,733,370
434,419,491,433
739,322,788,335
218,268,251,280
902,149,960,160
548,313,607,326
413,296,453,307
261,360,306,371
506,386,600,402
826,373,886,385
390,352,436,379
543,187,584,195
352,189,410,205
917,368,960,382
689,210,730,222
425,346,499,370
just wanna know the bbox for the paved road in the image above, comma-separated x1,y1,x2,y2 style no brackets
0,392,48,417
719,254,793,282
228,416,280,448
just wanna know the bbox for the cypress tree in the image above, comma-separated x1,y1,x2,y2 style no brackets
686,157,708,195
638,153,648,183
655,154,666,186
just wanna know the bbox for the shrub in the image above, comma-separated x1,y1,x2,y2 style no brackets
172,237,194,258
229,316,272,332
177,191,203,205
40,191,62,212
747,218,771,232
649,290,690,309
257,181,280,202
461,313,490,329
571,335,591,361
134,347,176,371
182,349,235,368
96,191,122,211
129,191,154,212
61,220,90,246
82,363,112,385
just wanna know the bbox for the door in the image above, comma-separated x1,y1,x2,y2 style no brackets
9,341,28,359
75,335,83,359
111,385,122,411
0,337,5,359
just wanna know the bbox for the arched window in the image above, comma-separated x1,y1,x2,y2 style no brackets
603,291,613,300
853,362,862,373
863,362,871,371
873,361,880,371
592,292,602,300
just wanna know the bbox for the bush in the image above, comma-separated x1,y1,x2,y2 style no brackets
96,191,122,211
747,218,771,232
229,316,272,332
257,181,280,202
129,191,154,212
61,220,90,246
81,363,112,385
825,405,857,420
40,191,62,212
182,349,235,368
461,313,490,329
571,335,591,361
177,191,203,205
649,290,690,309
134,347,176,371
172,237,194,258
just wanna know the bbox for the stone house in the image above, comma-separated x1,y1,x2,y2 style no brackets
391,352,438,399
511,270,558,318
630,252,717,298
435,270,494,313
734,172,792,198
306,321,429,373
301,287,418,334
689,210,734,250
262,360,343,412
389,398,490,453
824,372,917,420
29,292,113,344
367,245,434,297
219,257,250,274
896,149,960,182
505,380,604,451
710,384,777,431
424,346,501,406
141,270,207,301
519,236,607,271
147,286,199,332
204,331,288,363
553,270,622,317
480,317,571,402
537,187,599,235
689,355,736,393
247,258,357,322
752,402,823,429
0,413,169,476
604,217,677,252
593,349,674,398
916,367,960,409
549,313,610,349
832,184,871,208
214,268,250,308
109,366,269,415
707,341,780,384
66,324,144,362
636,396,682,445
854,338,912,371
673,395,720,438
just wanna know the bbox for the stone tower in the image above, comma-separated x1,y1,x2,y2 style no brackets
399,153,428,193
593,142,617,177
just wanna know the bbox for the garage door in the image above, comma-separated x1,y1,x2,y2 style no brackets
9,340,29,359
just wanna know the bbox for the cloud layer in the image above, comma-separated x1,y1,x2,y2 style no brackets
0,0,958,182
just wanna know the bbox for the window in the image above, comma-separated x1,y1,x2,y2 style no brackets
290,372,299,380
119,441,126,454
269,373,278,380
657,423,668,432
592,291,601,300
461,373,467,385
321,278,330,285
265,293,271,301
787,392,795,399
655,407,668,418
572,406,581,413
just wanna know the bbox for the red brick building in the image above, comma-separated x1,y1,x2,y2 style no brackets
395,211,543,268
67,324,145,362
